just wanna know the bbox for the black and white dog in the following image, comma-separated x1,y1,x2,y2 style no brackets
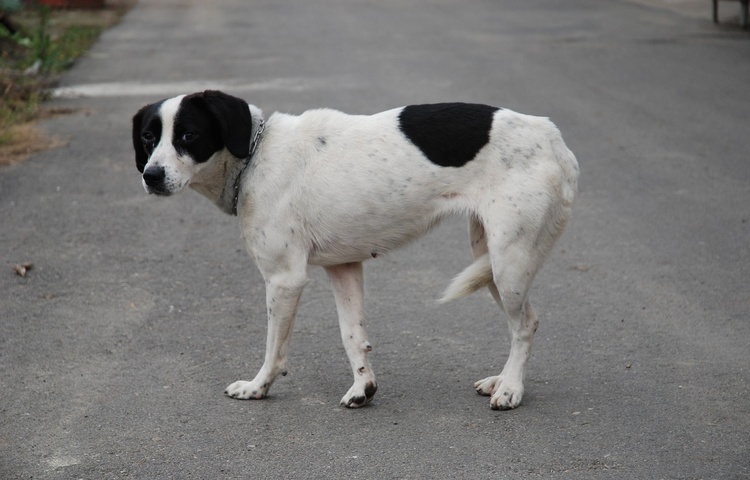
132,90,578,410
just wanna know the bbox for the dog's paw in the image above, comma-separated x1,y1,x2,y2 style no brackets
475,375,523,410
340,381,377,408
224,380,269,400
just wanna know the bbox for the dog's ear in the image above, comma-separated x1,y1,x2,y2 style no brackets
194,90,253,159
132,105,150,173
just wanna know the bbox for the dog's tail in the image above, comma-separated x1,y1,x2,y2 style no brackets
438,253,493,303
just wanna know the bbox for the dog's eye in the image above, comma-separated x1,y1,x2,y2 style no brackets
141,132,155,144
181,132,197,143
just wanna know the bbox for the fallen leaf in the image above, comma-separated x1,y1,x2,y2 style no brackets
573,264,591,272
12,262,34,277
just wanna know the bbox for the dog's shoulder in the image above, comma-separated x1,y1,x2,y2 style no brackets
267,108,344,133
267,108,398,147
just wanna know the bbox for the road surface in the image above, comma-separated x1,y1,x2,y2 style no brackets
1,0,748,478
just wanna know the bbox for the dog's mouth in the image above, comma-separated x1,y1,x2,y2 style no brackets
144,184,173,196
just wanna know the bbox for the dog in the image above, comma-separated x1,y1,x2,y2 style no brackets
132,90,578,410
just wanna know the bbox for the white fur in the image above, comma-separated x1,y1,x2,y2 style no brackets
139,98,579,410
142,96,190,193
439,253,494,303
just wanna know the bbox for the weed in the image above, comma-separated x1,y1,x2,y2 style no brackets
0,2,130,162
0,73,47,140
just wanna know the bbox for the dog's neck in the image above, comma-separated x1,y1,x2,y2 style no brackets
189,105,265,215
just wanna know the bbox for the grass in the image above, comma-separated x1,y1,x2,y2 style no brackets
0,2,132,163
0,72,47,130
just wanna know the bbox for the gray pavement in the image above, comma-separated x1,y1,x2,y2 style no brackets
2,0,749,478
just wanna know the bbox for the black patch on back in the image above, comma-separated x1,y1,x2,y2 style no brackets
398,103,499,167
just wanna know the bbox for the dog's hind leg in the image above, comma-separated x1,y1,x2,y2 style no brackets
470,216,542,410
325,262,377,408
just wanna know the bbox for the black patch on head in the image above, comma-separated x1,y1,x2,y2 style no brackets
183,90,253,159
132,100,164,173
172,95,225,164
132,90,252,175
398,103,500,167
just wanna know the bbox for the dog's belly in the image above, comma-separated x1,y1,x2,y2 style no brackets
306,209,445,266
299,158,477,267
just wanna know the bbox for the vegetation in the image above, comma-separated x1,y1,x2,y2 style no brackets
0,3,130,162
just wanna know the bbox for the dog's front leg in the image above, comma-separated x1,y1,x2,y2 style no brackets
325,262,377,408
225,275,305,400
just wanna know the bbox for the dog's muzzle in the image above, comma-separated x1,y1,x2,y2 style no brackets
142,165,170,195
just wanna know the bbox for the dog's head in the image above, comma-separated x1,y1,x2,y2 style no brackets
132,90,252,196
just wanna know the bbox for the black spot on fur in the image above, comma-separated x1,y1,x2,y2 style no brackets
365,381,377,400
398,103,499,167
347,395,367,407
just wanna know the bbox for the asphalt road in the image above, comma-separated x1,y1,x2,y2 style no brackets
2,0,749,478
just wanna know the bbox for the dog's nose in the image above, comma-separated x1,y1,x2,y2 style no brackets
143,166,165,187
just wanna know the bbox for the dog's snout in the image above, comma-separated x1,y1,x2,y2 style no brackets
143,166,165,187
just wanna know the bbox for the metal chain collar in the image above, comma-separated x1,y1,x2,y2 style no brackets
231,119,265,216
